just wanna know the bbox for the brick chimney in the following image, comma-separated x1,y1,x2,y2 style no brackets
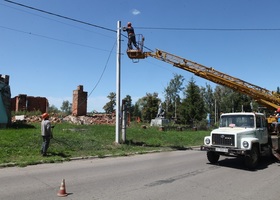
72,85,87,116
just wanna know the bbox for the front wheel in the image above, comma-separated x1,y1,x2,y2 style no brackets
244,145,259,169
207,151,220,163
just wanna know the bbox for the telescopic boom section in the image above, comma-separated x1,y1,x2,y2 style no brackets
139,49,280,110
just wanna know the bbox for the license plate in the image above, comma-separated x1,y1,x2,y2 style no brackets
215,147,228,153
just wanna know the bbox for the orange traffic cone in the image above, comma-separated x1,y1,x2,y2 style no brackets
57,179,68,197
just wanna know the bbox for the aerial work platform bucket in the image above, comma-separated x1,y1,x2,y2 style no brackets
126,49,146,59
126,34,146,61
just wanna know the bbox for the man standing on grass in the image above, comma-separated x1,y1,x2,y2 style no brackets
41,113,52,156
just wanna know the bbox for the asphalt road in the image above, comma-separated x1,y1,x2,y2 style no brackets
0,150,279,200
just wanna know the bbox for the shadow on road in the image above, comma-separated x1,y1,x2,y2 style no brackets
207,156,279,171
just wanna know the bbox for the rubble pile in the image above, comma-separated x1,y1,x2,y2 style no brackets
63,114,116,125
12,114,116,125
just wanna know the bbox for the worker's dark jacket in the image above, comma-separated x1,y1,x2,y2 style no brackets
123,27,135,37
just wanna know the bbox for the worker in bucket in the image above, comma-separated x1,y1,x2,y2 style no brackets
41,113,53,156
123,22,139,50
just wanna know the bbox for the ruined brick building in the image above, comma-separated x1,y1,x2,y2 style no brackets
11,94,49,113
10,85,87,116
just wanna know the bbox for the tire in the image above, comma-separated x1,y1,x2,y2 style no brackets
244,145,259,169
207,151,220,163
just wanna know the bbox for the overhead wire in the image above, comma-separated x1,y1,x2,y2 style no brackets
136,27,280,31
0,2,115,39
136,26,280,52
4,0,116,33
6,0,278,56
0,25,112,52
88,41,117,98
6,0,280,33
73,41,117,114
7,0,279,54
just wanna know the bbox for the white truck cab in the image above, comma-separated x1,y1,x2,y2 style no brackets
202,112,271,169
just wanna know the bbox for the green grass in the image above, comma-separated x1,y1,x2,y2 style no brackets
0,122,210,167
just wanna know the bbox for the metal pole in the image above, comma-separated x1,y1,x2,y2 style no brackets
115,21,121,144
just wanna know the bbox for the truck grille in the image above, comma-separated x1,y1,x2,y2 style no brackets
212,134,235,146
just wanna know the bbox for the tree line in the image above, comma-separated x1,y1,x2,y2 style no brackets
50,74,279,128
103,74,279,128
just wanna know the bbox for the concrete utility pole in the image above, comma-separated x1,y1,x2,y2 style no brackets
115,21,121,144
122,100,127,142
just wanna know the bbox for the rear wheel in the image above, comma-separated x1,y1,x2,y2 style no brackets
207,151,220,163
244,145,259,169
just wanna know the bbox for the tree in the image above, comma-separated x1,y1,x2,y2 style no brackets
214,86,234,113
137,92,161,122
48,104,59,114
163,73,184,120
179,77,205,126
133,102,141,121
214,86,254,114
103,92,116,114
122,95,136,122
122,95,134,116
200,83,215,125
60,100,72,115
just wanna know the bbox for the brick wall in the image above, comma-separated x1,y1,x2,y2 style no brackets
11,94,49,113
72,85,87,116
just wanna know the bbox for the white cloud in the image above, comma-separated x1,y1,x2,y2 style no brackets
132,9,141,15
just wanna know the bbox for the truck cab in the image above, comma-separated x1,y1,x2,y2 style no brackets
202,112,271,169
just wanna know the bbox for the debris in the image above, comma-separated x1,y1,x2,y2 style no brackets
11,114,116,125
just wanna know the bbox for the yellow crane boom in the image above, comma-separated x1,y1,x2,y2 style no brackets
127,48,280,111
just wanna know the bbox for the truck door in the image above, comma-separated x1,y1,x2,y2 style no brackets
256,115,268,144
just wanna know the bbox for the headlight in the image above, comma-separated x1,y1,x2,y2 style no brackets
243,141,249,148
205,138,210,145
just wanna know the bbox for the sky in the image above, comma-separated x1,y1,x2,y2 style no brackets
1,0,280,112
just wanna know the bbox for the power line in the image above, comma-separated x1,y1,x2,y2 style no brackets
136,27,280,31
7,0,280,35
88,41,117,98
70,41,117,113
5,0,280,34
0,2,115,39
4,0,116,33
6,0,277,55
0,25,111,52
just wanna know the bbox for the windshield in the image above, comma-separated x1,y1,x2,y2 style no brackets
220,115,254,128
